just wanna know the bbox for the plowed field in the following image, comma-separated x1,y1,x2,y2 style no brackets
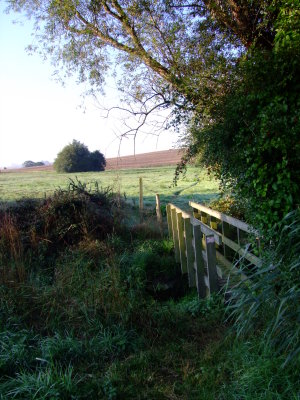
106,149,183,169
1,149,183,173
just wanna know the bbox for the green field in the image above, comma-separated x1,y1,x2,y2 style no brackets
1,166,299,399
0,166,219,209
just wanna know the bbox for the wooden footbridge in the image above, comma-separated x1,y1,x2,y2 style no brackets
166,202,262,298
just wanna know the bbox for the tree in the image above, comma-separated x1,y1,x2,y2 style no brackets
7,0,300,228
6,1,282,109
6,1,240,107
182,1,300,228
54,140,106,173
23,161,45,168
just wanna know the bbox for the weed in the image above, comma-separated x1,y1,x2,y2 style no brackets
0,213,26,285
1,365,79,399
229,210,300,365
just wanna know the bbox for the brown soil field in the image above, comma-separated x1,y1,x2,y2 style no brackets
1,149,183,173
106,149,183,169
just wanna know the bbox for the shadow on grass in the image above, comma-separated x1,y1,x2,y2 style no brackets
126,192,220,212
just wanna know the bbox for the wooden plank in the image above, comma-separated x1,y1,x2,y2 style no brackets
216,250,249,281
222,220,236,260
169,204,222,245
189,201,258,234
166,204,172,239
170,204,190,219
204,275,209,289
177,212,187,274
171,208,180,263
183,217,196,287
222,236,262,267
198,221,222,244
193,211,201,219
210,220,218,230
205,235,218,294
201,215,208,224
193,224,206,298
216,266,223,279
216,250,232,269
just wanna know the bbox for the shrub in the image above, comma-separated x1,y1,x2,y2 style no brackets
0,179,116,277
54,140,106,173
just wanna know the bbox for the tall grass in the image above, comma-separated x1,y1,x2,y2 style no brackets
0,213,26,285
0,184,299,398
229,210,300,365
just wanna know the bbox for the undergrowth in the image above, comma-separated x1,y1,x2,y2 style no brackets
0,182,299,399
229,210,300,366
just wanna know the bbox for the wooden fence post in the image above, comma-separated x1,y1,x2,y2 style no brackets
139,177,143,222
155,194,163,236
177,212,187,274
193,224,206,298
171,208,180,263
166,204,172,239
183,217,196,287
205,235,218,294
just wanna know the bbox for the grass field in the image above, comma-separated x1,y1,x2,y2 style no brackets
1,166,299,399
0,166,219,209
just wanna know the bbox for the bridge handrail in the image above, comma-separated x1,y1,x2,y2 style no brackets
189,201,261,267
168,204,222,245
189,201,259,235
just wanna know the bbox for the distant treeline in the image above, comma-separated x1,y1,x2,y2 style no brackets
23,161,45,168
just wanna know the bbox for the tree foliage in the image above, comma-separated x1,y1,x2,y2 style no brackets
54,140,106,173
23,161,45,168
7,0,300,228
23,160,45,168
184,2,300,228
6,0,240,105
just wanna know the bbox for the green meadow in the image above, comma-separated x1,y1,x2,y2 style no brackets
1,166,299,399
0,166,219,208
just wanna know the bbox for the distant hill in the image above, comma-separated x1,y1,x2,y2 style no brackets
1,149,183,173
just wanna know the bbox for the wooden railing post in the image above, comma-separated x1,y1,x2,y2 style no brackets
166,204,172,239
183,217,196,287
171,207,180,263
167,203,225,298
205,235,218,294
177,212,187,274
193,224,206,298
189,201,262,274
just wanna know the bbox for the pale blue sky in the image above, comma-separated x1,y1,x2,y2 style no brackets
0,2,179,168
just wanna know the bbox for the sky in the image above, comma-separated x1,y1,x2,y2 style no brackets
0,3,180,168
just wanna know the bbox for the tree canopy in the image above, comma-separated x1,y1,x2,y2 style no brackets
54,140,106,173
23,161,45,168
7,0,300,228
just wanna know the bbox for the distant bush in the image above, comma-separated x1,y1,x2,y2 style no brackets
23,161,45,168
54,140,106,173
